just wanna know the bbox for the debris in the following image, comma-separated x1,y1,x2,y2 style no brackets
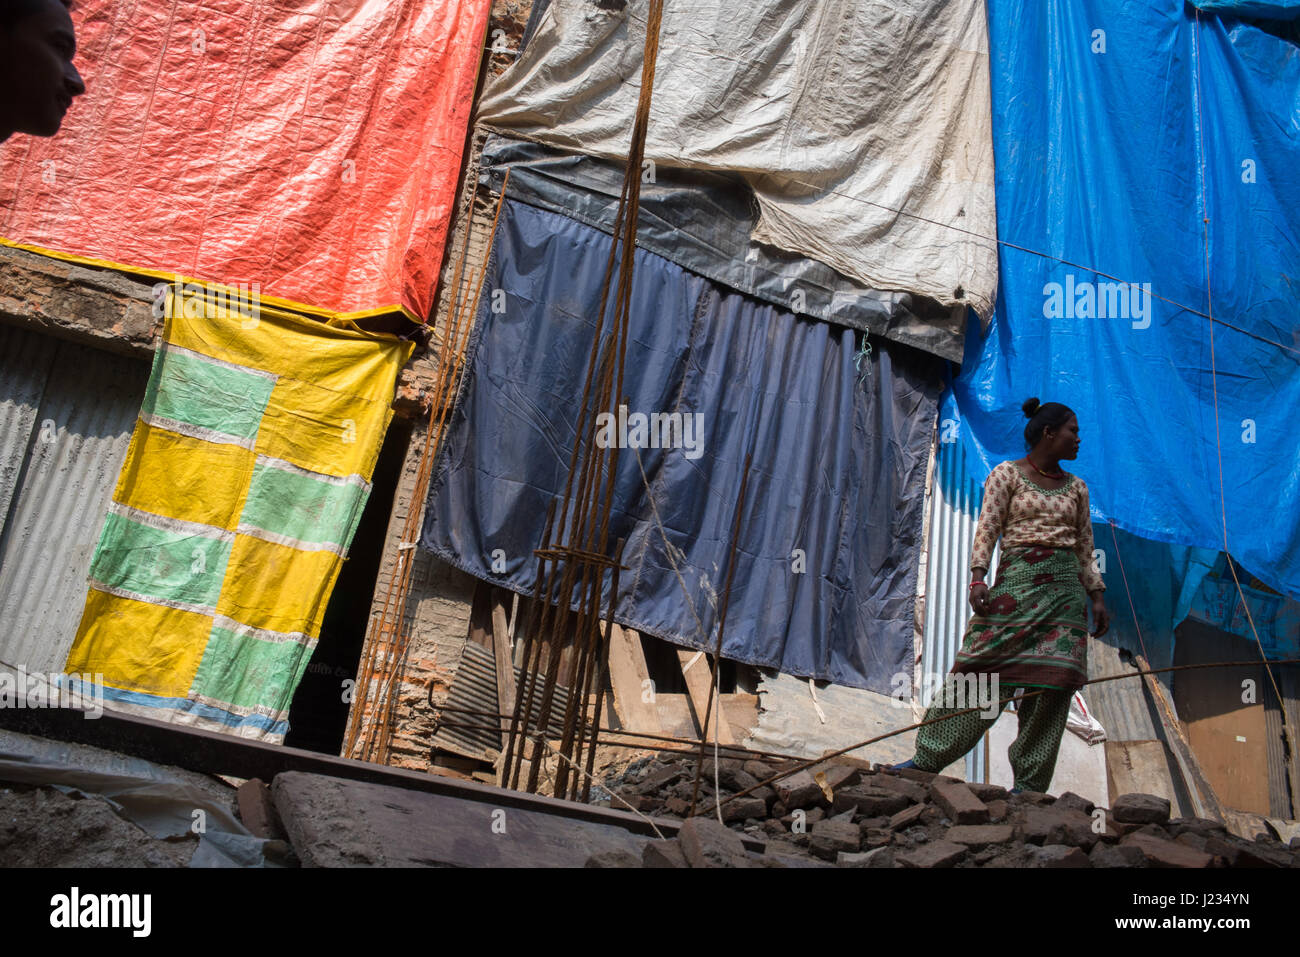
593,750,1297,868
1112,792,1171,825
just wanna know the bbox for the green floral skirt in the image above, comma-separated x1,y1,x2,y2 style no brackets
952,544,1090,691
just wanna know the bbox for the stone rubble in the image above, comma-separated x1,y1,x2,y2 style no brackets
586,752,1300,868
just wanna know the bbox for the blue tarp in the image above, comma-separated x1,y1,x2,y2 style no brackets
946,1,1300,602
420,199,942,693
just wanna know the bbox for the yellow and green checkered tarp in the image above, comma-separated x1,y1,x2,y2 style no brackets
67,290,413,742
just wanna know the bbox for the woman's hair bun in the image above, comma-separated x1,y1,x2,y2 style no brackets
1021,397,1041,419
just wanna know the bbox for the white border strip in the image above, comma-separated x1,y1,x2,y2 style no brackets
211,614,314,647
108,501,235,544
255,453,371,491
86,581,214,618
159,341,279,382
234,523,347,557
140,412,255,451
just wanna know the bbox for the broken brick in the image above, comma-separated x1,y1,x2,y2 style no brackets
678,817,749,868
944,824,1015,849
642,840,689,868
1121,832,1213,868
809,817,861,860
1112,793,1171,825
897,839,968,868
930,780,989,824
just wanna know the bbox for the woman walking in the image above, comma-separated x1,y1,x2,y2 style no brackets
895,397,1109,793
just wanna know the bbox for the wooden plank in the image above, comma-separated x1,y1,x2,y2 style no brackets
1104,740,1187,817
1134,652,1225,823
653,693,755,744
724,691,758,743
606,624,663,734
490,592,517,739
676,649,736,745
1171,624,1270,815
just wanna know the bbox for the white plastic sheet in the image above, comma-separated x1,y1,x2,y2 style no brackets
479,0,999,318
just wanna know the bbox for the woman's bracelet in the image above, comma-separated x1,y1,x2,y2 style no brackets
968,581,986,590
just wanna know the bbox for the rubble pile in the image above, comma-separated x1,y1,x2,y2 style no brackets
589,753,1300,868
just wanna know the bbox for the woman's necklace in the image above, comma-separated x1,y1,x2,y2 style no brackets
1027,454,1065,480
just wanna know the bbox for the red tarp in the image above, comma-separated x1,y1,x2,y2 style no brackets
0,0,491,320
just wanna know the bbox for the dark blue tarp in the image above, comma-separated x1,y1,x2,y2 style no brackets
420,199,942,692
1192,1,1300,19
946,1,1300,602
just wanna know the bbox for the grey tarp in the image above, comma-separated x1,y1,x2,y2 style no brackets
478,0,999,319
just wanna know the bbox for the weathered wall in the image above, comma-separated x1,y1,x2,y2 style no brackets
0,246,159,358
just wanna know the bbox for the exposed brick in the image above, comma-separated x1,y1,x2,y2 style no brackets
720,796,769,823
930,780,989,824
1204,836,1290,868
678,818,749,868
1112,793,1171,825
810,818,861,860
1017,806,1100,849
944,824,1015,849
967,782,1009,802
1027,844,1090,868
888,803,928,831
642,839,689,868
862,827,893,848
897,840,968,868
774,770,825,810
585,849,642,868
837,847,890,867
832,785,910,818
809,762,861,795
871,773,928,804
1089,842,1148,868
635,764,686,795
1122,832,1214,868
1054,791,1095,814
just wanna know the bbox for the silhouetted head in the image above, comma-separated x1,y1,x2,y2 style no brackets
0,0,84,142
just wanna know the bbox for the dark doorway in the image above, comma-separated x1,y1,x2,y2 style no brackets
285,418,413,753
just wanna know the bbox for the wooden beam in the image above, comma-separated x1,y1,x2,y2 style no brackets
1134,652,1224,824
606,624,663,734
490,591,517,740
677,648,736,745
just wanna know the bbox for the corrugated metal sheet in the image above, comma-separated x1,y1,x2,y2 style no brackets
1086,639,1162,742
0,327,149,674
432,640,573,760
0,325,59,538
921,432,993,781
1263,663,1298,818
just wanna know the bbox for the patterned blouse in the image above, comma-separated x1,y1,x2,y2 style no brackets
969,460,1105,594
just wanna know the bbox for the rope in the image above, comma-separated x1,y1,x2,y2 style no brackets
708,655,1300,816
